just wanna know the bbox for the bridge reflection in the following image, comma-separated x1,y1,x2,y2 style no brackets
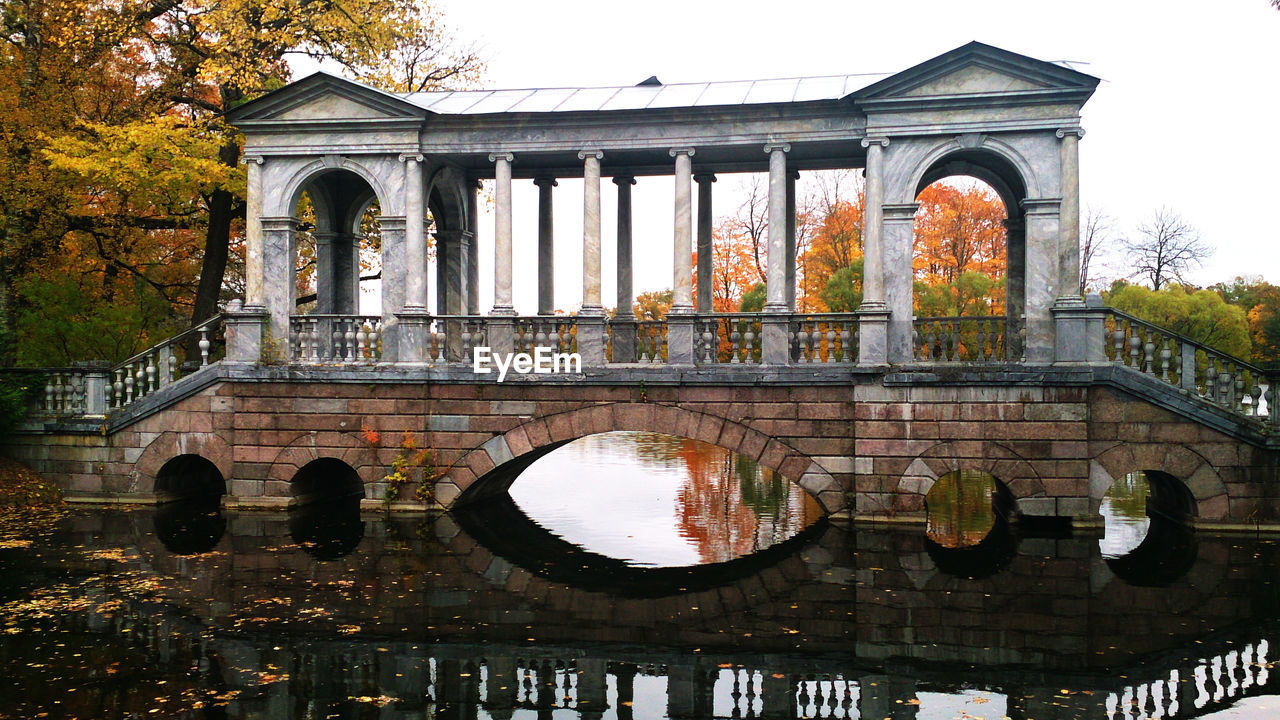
2,507,1278,719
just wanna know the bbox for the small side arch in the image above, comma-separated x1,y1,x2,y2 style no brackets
894,440,1045,513
1091,443,1227,521
133,432,233,496
901,135,1040,207
275,155,393,221
441,403,843,513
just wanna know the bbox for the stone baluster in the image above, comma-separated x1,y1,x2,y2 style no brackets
730,323,742,364
44,377,54,413
199,327,211,366
134,362,145,399
796,324,809,364
825,324,836,364
1143,334,1156,375
1129,333,1141,368
146,355,157,392
840,322,852,362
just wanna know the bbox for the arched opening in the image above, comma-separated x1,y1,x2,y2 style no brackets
154,454,225,503
288,458,365,560
290,458,364,505
293,169,385,316
1100,470,1198,586
912,151,1027,362
461,430,824,568
923,470,1018,579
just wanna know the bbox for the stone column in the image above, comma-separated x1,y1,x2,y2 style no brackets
762,142,791,365
857,137,890,365
1056,127,1085,306
576,658,609,720
882,202,919,363
1021,197,1062,364
378,215,406,362
486,656,518,720
488,153,515,355
785,168,799,310
402,154,427,311
243,156,265,309
612,663,637,720
668,148,696,364
467,180,481,314
761,673,795,720
580,151,604,315
613,175,637,362
1004,215,1026,361
260,216,299,356
313,231,337,313
578,150,606,366
534,176,557,315
695,172,716,312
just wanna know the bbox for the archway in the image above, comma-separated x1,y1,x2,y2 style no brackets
290,457,364,505
154,454,225,502
911,149,1028,362
288,457,365,560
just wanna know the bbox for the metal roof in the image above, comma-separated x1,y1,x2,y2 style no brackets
399,73,891,114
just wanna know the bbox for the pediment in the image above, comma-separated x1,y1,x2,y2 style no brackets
226,72,428,125
851,41,1099,103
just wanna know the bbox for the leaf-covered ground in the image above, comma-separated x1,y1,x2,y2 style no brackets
0,455,62,506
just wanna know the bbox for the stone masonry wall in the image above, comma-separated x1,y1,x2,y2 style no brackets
3,378,1276,522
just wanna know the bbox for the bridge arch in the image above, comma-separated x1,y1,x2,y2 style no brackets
1091,443,1227,521
894,440,1045,514
267,432,376,502
442,403,843,513
133,432,233,497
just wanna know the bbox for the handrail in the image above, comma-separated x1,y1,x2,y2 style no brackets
112,313,224,374
1106,307,1269,378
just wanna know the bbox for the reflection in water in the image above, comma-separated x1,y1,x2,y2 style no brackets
153,497,226,555
0,506,1279,719
288,496,364,560
925,514,1018,579
925,469,1005,548
1100,470,1153,558
508,431,823,566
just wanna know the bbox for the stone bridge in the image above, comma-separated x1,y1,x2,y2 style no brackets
3,41,1278,524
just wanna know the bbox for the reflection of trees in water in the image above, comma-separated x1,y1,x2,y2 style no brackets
926,470,997,549
673,437,821,564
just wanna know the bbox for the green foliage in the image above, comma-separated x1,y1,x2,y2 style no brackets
15,273,181,366
1212,276,1280,368
913,271,1004,317
1106,282,1251,358
739,283,766,312
820,260,864,312
0,372,45,437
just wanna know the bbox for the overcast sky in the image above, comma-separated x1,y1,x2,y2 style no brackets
345,0,1280,313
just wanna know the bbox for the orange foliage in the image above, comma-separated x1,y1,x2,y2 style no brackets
912,183,1007,285
799,198,864,311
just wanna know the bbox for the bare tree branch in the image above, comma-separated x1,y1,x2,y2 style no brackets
1080,206,1113,293
1121,207,1212,290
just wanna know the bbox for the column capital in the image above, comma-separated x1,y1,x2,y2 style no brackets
1056,127,1085,139
398,152,424,163
693,172,717,184
1020,197,1063,215
376,215,408,232
533,176,558,188
669,147,696,158
881,203,920,221
763,142,791,153
861,136,890,148
578,149,604,161
488,152,514,163
240,154,265,165
612,174,637,186
260,216,303,232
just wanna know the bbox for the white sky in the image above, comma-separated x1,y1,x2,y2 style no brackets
348,0,1280,313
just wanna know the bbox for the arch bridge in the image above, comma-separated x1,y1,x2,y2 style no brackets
5,42,1277,524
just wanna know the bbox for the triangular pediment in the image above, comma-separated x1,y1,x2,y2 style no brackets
851,41,1099,103
225,72,428,125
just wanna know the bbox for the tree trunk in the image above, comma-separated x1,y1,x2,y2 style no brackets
191,140,239,325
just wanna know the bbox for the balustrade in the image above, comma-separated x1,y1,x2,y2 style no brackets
107,315,224,412
695,314,764,364
789,314,858,364
288,314,382,364
514,317,577,356
41,371,88,415
1103,309,1274,424
1105,638,1272,720
913,316,1006,362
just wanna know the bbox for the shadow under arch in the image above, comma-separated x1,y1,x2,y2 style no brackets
289,497,365,561
452,492,829,599
924,516,1018,580
1103,470,1199,587
155,454,226,503
153,497,226,556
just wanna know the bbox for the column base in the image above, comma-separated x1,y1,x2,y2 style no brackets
396,310,431,364
761,314,791,365
576,315,606,366
855,307,889,366
610,316,636,363
666,315,696,365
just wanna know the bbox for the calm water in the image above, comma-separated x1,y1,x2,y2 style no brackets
0,432,1277,719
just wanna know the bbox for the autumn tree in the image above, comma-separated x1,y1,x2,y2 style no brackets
1121,207,1211,290
2,0,482,365
693,227,759,313
1107,281,1250,358
798,171,864,310
722,177,769,286
911,181,1007,316
1213,276,1280,368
